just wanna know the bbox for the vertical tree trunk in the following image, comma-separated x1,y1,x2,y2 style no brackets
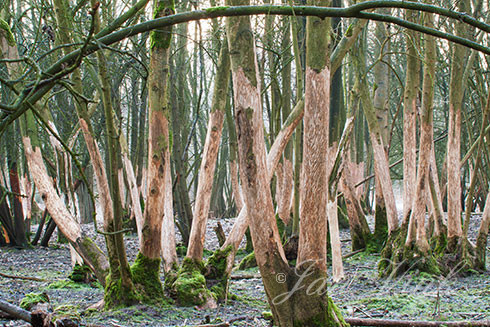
9,162,27,247
402,9,420,224
355,37,399,235
90,0,137,307
408,11,435,256
186,41,230,261
446,0,468,248
373,16,391,243
134,0,175,301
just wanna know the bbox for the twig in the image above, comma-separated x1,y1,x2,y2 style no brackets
0,271,45,282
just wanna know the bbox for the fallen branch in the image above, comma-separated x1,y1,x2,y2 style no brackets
0,299,31,323
230,274,261,279
342,248,365,259
345,318,490,327
0,271,45,281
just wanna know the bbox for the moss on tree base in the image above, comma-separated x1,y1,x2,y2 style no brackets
131,252,164,303
238,251,257,270
285,267,348,327
204,245,233,300
378,226,440,277
69,264,92,283
440,236,476,275
104,275,139,309
172,257,216,307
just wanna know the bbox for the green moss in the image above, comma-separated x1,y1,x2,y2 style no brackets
20,292,49,310
262,311,273,320
204,245,233,300
131,252,164,303
205,6,229,13
79,236,109,283
164,263,179,292
305,16,331,73
53,304,81,323
68,264,92,283
292,297,347,327
238,251,257,270
379,225,441,277
203,248,214,257
45,280,92,290
176,244,187,257
149,0,174,50
172,257,214,306
104,275,139,309
0,19,15,46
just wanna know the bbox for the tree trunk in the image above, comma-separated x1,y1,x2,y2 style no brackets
402,9,420,223
135,0,175,301
446,0,468,248
186,41,230,261
23,138,109,284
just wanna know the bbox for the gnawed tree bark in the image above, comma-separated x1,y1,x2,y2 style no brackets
446,0,467,250
186,41,230,262
133,0,175,302
23,138,109,284
402,9,420,224
172,41,230,306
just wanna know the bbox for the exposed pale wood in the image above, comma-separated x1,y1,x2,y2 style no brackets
277,159,293,225
297,67,330,271
229,160,243,212
187,42,230,261
161,151,177,272
446,0,468,240
23,138,108,284
79,119,114,235
402,10,420,223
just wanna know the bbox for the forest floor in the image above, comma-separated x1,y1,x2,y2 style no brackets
0,215,489,326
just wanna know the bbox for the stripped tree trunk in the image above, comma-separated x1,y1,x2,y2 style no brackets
407,12,435,256
373,16,391,244
446,0,468,248
136,0,175,300
217,99,304,276
402,9,420,224
475,192,490,269
23,138,109,284
186,42,230,261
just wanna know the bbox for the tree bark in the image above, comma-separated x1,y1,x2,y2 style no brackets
186,41,230,261
23,138,109,284
135,0,175,300
446,0,468,245
402,9,420,223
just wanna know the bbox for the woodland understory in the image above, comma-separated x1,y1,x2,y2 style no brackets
0,217,489,327
1,0,490,326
